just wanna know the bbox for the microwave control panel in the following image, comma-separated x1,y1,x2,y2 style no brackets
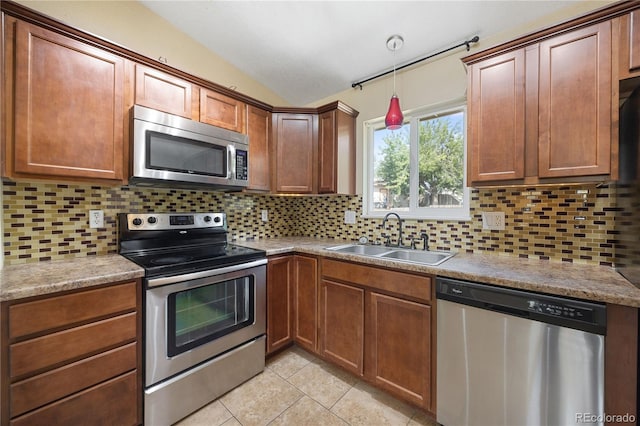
236,150,248,181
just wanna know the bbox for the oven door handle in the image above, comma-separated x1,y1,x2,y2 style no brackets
146,258,267,288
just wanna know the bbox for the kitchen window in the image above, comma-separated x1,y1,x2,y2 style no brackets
363,100,470,220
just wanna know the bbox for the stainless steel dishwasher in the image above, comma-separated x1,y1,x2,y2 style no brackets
436,277,606,426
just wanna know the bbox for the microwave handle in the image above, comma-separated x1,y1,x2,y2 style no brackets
227,144,236,179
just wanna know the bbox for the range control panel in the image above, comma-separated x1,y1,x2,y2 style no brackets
124,213,226,230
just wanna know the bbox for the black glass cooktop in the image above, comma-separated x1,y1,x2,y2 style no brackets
122,243,266,278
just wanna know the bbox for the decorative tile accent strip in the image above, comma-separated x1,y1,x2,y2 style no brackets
2,181,617,267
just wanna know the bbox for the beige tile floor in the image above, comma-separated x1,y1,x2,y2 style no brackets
175,346,438,426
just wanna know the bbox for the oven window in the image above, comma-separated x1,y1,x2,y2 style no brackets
167,276,254,357
146,130,227,177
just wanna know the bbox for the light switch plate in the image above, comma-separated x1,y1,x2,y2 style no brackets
261,210,268,222
344,210,356,224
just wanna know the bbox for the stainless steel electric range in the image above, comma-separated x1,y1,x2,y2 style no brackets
119,212,267,426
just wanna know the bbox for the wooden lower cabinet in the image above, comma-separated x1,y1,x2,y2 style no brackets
319,279,365,376
293,255,318,352
267,255,318,354
1,280,142,425
320,258,435,413
266,255,293,354
366,292,432,410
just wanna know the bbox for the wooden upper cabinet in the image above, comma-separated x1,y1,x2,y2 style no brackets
317,103,357,194
134,64,197,120
468,49,526,184
465,18,615,186
619,10,640,80
538,21,612,178
273,113,316,193
200,88,246,133
8,19,126,182
318,110,337,193
246,105,271,191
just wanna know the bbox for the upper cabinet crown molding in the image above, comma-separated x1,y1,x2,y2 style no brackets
463,1,639,66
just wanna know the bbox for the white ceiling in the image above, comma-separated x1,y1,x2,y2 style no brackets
139,1,591,105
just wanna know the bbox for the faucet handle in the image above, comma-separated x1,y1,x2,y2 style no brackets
384,235,391,246
410,238,417,250
420,233,429,251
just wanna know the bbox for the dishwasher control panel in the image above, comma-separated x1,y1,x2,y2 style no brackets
436,277,607,335
527,300,594,322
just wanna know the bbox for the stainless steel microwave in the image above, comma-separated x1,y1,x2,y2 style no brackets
130,105,249,190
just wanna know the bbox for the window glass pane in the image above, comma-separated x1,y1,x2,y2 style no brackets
372,123,410,211
418,112,464,208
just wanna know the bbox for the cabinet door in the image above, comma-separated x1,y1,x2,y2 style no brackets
273,113,316,193
266,256,293,354
246,105,271,191
620,10,640,79
200,88,246,133
318,110,337,193
293,255,317,352
319,279,364,376
538,21,612,178
630,11,640,73
11,20,125,181
134,64,197,119
367,292,432,410
468,49,526,184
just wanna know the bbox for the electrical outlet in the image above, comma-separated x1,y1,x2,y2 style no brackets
261,210,268,222
482,211,505,230
89,210,104,229
344,210,356,224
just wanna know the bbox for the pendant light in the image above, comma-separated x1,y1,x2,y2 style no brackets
385,35,404,130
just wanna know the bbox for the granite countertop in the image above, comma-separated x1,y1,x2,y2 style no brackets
0,254,145,302
237,237,640,308
2,237,639,308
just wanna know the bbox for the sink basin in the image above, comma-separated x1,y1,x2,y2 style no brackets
325,244,394,256
325,244,454,266
379,249,453,266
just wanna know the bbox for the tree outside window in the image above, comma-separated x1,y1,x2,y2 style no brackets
366,105,469,220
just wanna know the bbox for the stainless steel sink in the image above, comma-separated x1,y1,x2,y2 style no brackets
379,249,452,266
325,244,454,266
325,244,394,256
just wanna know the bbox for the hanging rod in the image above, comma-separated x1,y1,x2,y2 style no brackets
351,35,480,90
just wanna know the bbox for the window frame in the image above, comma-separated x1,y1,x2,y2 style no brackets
363,99,470,220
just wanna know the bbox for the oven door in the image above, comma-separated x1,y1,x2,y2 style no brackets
145,259,266,387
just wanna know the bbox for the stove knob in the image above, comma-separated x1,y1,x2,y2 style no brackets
147,217,157,224
204,216,212,223
132,218,143,226
213,216,222,223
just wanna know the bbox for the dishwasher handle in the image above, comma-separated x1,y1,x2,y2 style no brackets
436,277,606,335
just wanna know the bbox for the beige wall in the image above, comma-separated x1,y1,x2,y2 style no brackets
15,0,290,106
308,1,614,193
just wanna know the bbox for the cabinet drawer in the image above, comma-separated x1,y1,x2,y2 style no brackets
11,343,137,417
10,312,136,379
10,371,138,426
322,259,432,302
9,281,137,339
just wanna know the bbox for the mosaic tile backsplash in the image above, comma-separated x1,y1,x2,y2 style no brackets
3,180,617,266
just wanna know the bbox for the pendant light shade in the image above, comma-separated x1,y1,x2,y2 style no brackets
385,95,403,130
385,35,404,130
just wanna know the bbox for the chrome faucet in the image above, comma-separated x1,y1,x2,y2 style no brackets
382,212,403,247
